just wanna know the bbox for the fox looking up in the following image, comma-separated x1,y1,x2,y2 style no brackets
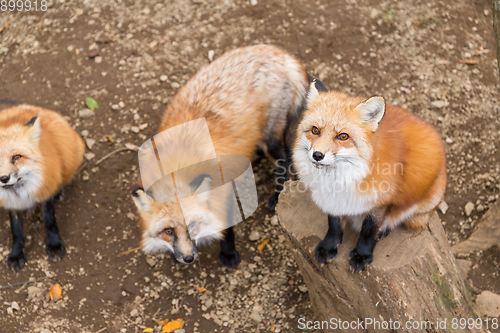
132,45,309,268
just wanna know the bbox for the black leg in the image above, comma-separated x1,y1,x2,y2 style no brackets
43,199,65,261
266,138,288,212
268,155,292,212
7,211,26,271
315,215,343,266
349,214,379,272
53,187,65,202
219,226,239,268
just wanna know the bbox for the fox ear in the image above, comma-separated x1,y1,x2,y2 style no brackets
355,96,385,131
24,116,41,144
306,79,328,110
132,187,154,212
190,174,213,203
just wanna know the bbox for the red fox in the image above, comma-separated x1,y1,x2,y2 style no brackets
292,80,447,272
132,45,309,267
0,101,85,271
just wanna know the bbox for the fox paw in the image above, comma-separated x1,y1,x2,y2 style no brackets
377,229,391,240
47,242,65,261
7,251,26,272
314,240,339,266
349,249,373,272
220,249,240,268
268,192,279,212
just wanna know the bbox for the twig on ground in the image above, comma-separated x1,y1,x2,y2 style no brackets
0,276,49,290
118,246,141,256
95,147,128,165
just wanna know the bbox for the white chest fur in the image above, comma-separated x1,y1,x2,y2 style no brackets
0,172,43,210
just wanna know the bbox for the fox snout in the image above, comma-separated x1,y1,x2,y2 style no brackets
312,151,324,162
173,235,198,264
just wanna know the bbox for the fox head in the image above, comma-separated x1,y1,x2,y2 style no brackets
293,80,386,184
131,174,222,265
0,116,43,193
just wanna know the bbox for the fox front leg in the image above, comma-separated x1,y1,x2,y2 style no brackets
315,215,343,266
42,198,65,260
219,226,240,268
349,214,379,272
7,211,26,271
266,137,289,212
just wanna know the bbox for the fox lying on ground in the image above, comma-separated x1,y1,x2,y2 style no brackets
0,101,84,271
293,80,447,272
132,45,309,268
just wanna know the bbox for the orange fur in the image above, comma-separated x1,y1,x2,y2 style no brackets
133,45,309,262
295,90,446,230
0,104,84,205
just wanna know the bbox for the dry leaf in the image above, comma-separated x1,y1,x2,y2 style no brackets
473,47,490,56
196,287,206,293
48,283,62,301
460,59,479,65
143,328,154,333
104,134,114,145
258,239,270,254
155,319,170,326
161,319,184,333
125,143,140,151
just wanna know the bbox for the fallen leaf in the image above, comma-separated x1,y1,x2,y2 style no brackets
161,319,184,333
85,97,99,110
104,134,114,145
143,328,154,333
258,238,270,254
48,283,62,301
196,287,206,293
473,48,490,56
125,143,140,151
155,319,170,326
460,59,479,65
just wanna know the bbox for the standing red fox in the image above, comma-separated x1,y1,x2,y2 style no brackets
0,101,84,271
293,80,447,272
132,45,309,267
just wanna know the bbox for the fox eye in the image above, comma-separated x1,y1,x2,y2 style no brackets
163,228,174,235
337,133,349,141
311,126,320,135
12,155,22,163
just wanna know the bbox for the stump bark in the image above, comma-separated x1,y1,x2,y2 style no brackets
276,181,483,333
493,0,500,76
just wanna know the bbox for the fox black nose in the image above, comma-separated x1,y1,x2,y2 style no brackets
312,151,324,161
0,176,10,184
184,255,194,263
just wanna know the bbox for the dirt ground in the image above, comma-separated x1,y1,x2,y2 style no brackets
0,0,499,332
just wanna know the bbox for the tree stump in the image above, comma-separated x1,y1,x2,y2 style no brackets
493,0,500,75
276,181,483,333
